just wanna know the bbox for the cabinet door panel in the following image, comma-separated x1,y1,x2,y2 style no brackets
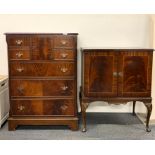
83,50,117,97
118,50,153,97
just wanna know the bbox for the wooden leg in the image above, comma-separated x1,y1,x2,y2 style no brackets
8,121,17,131
80,101,86,132
69,121,78,131
144,102,152,132
81,107,86,132
79,88,89,132
133,101,136,116
80,100,89,132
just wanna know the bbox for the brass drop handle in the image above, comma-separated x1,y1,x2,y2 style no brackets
17,86,24,94
61,53,68,58
60,67,68,73
113,72,117,77
113,72,123,77
16,52,23,58
61,40,67,45
61,105,68,110
15,40,23,45
61,86,68,91
16,68,24,72
18,105,25,111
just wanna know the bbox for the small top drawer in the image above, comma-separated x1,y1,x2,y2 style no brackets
6,35,31,46
8,48,30,60
53,35,76,48
52,49,75,60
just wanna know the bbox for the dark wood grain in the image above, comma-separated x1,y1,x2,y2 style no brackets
118,50,153,97
6,35,33,46
10,99,75,116
52,49,75,60
83,50,118,97
53,35,76,48
8,48,30,60
10,62,75,77
10,79,75,97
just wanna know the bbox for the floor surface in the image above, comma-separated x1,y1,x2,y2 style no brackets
0,113,155,140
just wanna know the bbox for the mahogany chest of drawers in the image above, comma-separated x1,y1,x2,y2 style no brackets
80,48,153,132
6,33,78,130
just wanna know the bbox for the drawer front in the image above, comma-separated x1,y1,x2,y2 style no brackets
11,99,75,116
7,36,31,46
8,49,30,60
52,49,75,60
10,79,75,97
53,35,75,48
10,62,75,77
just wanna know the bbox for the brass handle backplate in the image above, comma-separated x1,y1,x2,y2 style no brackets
17,86,24,94
61,40,67,45
113,72,123,77
61,105,68,110
16,52,23,58
16,68,24,72
18,105,25,111
60,67,68,73
61,86,68,91
15,40,23,45
61,53,68,58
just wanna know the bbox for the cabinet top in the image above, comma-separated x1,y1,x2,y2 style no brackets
81,47,154,51
5,33,78,35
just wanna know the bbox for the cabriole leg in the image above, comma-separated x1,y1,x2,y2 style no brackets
144,102,152,132
80,101,87,132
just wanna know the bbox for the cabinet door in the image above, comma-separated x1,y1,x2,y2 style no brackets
118,50,153,97
83,50,118,97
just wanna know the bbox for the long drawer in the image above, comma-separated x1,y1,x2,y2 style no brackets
10,62,75,77
10,79,75,97
10,99,75,116
8,48,76,61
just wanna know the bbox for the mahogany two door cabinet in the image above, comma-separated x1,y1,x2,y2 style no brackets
80,48,153,132
6,33,78,131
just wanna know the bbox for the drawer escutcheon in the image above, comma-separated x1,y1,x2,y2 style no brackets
17,105,25,111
